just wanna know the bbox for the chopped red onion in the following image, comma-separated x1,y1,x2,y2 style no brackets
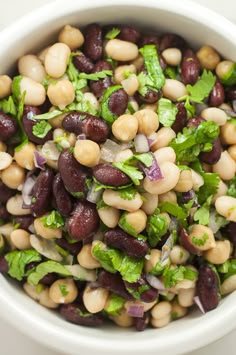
193,296,205,314
22,175,37,208
77,133,86,140
33,151,46,170
160,232,175,263
127,304,144,318
134,134,149,153
86,182,103,203
147,133,157,147
140,154,163,181
146,274,165,291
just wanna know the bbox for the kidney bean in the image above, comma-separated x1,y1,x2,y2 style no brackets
67,201,99,240
58,149,90,196
137,89,160,104
171,102,187,133
225,86,236,101
104,228,149,258
56,238,83,255
53,173,73,217
209,80,225,107
118,25,141,43
160,33,187,52
97,269,133,300
0,203,10,220
83,23,103,62
62,111,110,143
108,88,128,116
179,228,200,255
0,111,18,141
181,189,196,204
0,255,8,273
90,60,113,98
187,116,206,128
22,105,53,144
224,222,236,245
196,265,220,312
72,52,94,73
40,273,57,286
139,33,160,48
14,215,34,230
93,163,131,187
125,275,158,303
31,169,54,217
199,137,222,164
181,49,200,85
0,181,15,203
60,303,104,326
134,312,150,331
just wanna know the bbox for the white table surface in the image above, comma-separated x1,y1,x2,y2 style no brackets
0,1,236,354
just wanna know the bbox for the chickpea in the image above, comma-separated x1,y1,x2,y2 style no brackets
174,169,193,193
191,169,204,190
0,141,7,152
188,224,216,251
212,179,228,203
73,139,100,167
221,275,236,295
49,278,78,304
170,245,190,265
212,151,236,180
0,75,12,99
197,45,221,70
14,142,36,170
162,79,187,101
10,229,31,250
153,147,176,165
114,149,133,162
216,60,234,79
228,145,236,161
150,127,176,151
6,195,31,216
18,54,46,83
77,244,101,269
1,162,25,189
215,196,236,222
143,162,180,195
20,76,46,106
159,191,177,204
141,192,158,215
144,249,161,273
204,240,231,264
0,152,13,170
171,301,188,319
45,42,71,78
162,48,182,66
58,25,84,49
200,107,227,126
34,216,62,239
121,74,139,96
221,121,236,145
103,189,143,212
111,309,134,327
47,79,75,110
112,114,138,142
97,206,120,228
23,283,58,309
151,301,172,320
124,209,147,234
178,288,195,307
105,39,138,61
83,286,109,313
114,64,136,84
134,109,159,136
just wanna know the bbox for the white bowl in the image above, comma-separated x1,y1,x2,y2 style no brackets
0,1,236,354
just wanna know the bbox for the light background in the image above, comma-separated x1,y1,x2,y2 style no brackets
0,0,236,354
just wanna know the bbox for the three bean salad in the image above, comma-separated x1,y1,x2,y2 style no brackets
0,22,236,331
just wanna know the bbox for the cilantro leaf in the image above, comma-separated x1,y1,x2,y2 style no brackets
219,63,236,86
32,109,62,120
227,177,236,198
191,233,209,246
137,72,155,96
0,96,17,116
163,265,198,288
100,85,123,123
40,210,65,229
158,201,193,220
134,153,153,167
32,120,52,138
119,255,144,283
186,69,216,103
126,284,150,300
146,209,169,247
105,293,125,315
78,70,113,81
59,284,69,297
113,161,143,185
158,98,178,127
27,261,71,286
164,66,177,79
197,173,220,205
105,28,121,40
217,259,236,280
5,249,42,281
119,186,137,200
193,195,212,225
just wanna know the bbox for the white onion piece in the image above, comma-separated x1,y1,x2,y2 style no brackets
160,232,175,263
193,296,205,314
146,274,166,291
64,264,96,282
30,234,63,262
22,175,37,207
127,304,144,318
134,134,149,153
100,139,123,162
86,182,103,203
41,141,60,161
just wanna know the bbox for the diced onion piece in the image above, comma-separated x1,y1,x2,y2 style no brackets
30,234,63,262
146,273,165,291
140,154,163,181
193,296,205,314
22,175,37,208
64,264,96,282
41,140,60,160
126,304,144,318
100,139,122,162
86,182,103,203
134,134,149,153
33,151,46,170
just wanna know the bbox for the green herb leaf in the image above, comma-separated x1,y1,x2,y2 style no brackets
198,172,220,204
137,71,155,96
193,195,212,225
105,294,125,315
32,109,62,121
158,201,193,220
105,28,121,40
59,284,69,297
119,186,137,200
40,210,65,229
119,255,144,283
146,209,169,247
79,70,113,81
186,69,216,103
27,261,71,286
134,153,153,167
163,265,198,288
12,75,23,102
227,177,236,198
219,62,236,86
191,232,209,246
0,96,17,116
164,66,177,79
158,98,178,127
100,85,122,123
32,120,52,138
126,284,150,300
113,161,143,185
217,259,236,280
5,249,42,281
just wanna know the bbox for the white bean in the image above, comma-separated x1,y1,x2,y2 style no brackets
105,39,138,61
114,64,136,84
191,169,204,190
215,196,236,222
83,286,109,313
0,152,12,170
221,121,236,145
178,288,195,307
212,179,228,203
150,127,176,151
103,189,143,212
162,48,182,66
221,275,236,295
141,193,158,215
10,229,31,250
204,240,231,264
34,216,62,239
77,244,101,269
162,79,187,101
201,107,227,126
0,75,12,99
212,151,236,181
151,314,171,328
97,207,120,228
153,147,176,165
58,25,84,49
6,195,31,216
18,54,46,82
151,301,172,320
45,42,71,78
20,76,46,106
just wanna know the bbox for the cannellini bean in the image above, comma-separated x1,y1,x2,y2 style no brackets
10,229,31,250
215,196,236,222
204,240,231,264
0,75,12,99
221,275,236,295
191,169,204,190
103,189,143,212
212,179,228,203
0,152,13,170
45,42,71,78
111,309,134,327
151,301,172,320
150,127,176,151
151,314,171,328
178,288,195,307
6,195,31,216
105,39,138,61
141,193,158,215
221,121,236,145
171,301,188,319
153,147,176,165
114,149,133,162
18,54,46,82
58,25,84,49
144,249,161,273
174,169,193,192
97,207,120,228
23,283,58,309
212,151,236,180
162,48,182,66
20,76,46,106
83,286,109,313
83,92,99,112
200,107,227,126
188,224,216,251
1,162,25,189
162,79,187,101
77,244,101,269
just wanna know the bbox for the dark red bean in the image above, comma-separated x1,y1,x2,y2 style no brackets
22,105,53,144
181,49,200,85
93,163,131,187
137,89,160,104
72,52,94,73
160,33,187,52
58,149,90,197
60,303,104,326
67,201,99,240
97,270,133,300
134,312,150,331
196,265,220,312
104,228,149,258
0,111,18,141
53,173,73,217
209,80,225,107
187,116,206,128
108,88,128,116
62,111,110,143
125,275,158,303
0,203,10,220
0,181,15,203
14,215,34,230
179,228,200,255
199,137,222,164
118,25,141,43
40,273,57,286
139,34,160,48
83,23,103,62
181,189,196,204
31,169,54,217
56,238,82,256
224,222,236,245
90,60,113,98
0,255,9,273
171,102,187,133
225,86,236,101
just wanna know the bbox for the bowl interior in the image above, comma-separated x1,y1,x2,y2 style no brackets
0,1,236,355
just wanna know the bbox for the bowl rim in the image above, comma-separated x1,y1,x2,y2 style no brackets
1,0,236,354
